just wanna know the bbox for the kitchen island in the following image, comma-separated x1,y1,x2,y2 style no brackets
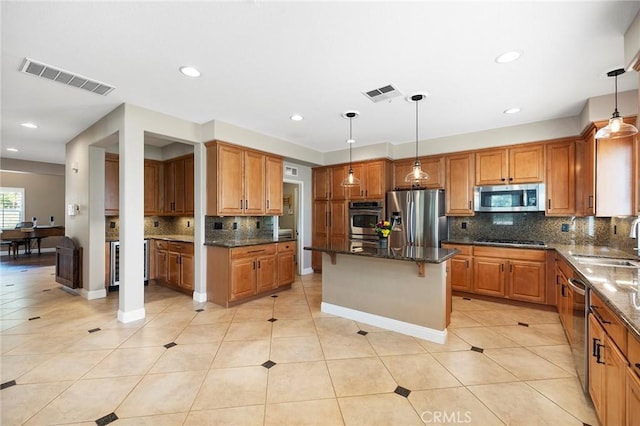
305,242,458,343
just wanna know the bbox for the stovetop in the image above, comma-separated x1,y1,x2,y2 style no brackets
475,238,547,247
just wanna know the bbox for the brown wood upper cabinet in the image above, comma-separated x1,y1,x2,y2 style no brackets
346,160,390,200
105,153,119,215
163,154,194,216
206,141,284,216
392,156,444,190
144,159,162,216
445,153,475,216
475,144,544,186
545,139,576,216
313,165,347,201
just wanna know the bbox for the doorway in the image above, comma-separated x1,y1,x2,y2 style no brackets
281,180,302,275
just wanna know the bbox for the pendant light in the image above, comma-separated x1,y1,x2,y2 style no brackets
594,68,638,139
340,111,361,187
405,93,430,185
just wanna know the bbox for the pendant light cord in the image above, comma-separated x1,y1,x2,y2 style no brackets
614,72,619,114
415,99,419,160
349,117,353,168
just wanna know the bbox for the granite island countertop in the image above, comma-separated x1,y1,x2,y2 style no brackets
305,241,458,264
204,236,296,248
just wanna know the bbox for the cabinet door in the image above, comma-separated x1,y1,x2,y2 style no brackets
596,136,634,217
155,249,167,281
605,334,628,426
628,367,640,426
392,159,416,190
312,201,328,271
230,257,256,301
635,136,640,216
346,163,365,200
163,161,176,214
265,155,283,215
168,251,181,286
473,257,505,297
330,165,347,200
508,260,546,303
218,144,245,215
244,151,266,215
174,159,186,213
313,167,329,200
180,252,194,291
589,313,606,422
509,144,544,184
105,154,119,215
329,200,348,246
278,252,295,286
475,149,507,185
449,256,472,292
580,130,596,216
546,140,576,216
256,254,277,293
364,161,386,199
144,160,160,216
393,157,444,190
445,153,474,216
184,155,194,215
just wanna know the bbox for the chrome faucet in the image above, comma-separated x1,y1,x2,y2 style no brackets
631,216,640,256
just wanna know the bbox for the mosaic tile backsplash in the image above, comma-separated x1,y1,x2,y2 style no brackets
204,216,275,241
105,216,195,240
448,212,639,256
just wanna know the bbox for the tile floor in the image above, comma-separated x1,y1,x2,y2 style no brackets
0,261,599,425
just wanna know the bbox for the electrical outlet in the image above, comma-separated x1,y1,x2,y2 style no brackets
256,221,260,229
154,221,159,228
613,225,617,235
187,221,190,228
109,221,116,229
561,223,569,232
461,222,467,229
233,222,238,230
214,222,223,230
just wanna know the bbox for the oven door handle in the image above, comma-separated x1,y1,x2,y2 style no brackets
567,278,586,296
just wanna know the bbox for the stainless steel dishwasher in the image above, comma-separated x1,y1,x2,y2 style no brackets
567,277,589,394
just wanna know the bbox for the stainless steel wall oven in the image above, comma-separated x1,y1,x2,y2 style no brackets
349,200,383,241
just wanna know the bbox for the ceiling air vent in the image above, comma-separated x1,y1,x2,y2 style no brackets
362,83,403,103
19,57,115,96
285,166,298,177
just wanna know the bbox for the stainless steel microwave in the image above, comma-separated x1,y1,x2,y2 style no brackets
474,183,545,212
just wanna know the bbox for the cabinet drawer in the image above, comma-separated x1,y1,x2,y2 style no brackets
277,242,296,253
169,241,193,254
473,246,546,262
556,256,574,279
231,244,277,258
442,243,472,256
155,240,169,251
629,332,640,378
590,291,627,354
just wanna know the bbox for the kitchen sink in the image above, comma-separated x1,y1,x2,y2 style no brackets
572,255,640,268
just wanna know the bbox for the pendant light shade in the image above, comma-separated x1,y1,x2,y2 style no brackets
341,111,361,188
405,93,430,185
594,68,638,139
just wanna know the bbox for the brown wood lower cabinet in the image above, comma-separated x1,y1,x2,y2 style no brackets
207,242,296,307
441,243,472,292
151,239,194,294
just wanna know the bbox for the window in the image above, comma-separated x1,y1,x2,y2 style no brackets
0,187,25,229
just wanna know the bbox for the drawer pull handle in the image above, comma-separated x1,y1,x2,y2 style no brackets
590,306,611,324
596,343,605,364
635,363,640,370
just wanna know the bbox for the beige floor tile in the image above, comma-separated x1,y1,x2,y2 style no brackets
417,332,472,353
66,328,138,351
24,376,141,425
232,304,274,322
191,366,268,410
224,320,272,341
327,357,397,397
484,347,575,380
271,318,317,337
0,381,72,425
381,353,461,390
112,412,188,425
267,361,335,403
338,393,423,426
354,321,388,332
188,307,237,325
273,302,312,320
431,351,519,386
143,310,197,328
83,346,165,379
447,311,484,328
265,398,343,426
450,327,520,349
175,323,228,344
506,306,561,324
468,381,583,425
1,353,53,382
18,349,110,383
119,326,184,348
526,377,598,425
408,387,504,425
366,331,426,356
149,342,218,373
211,339,271,368
1,333,39,353
491,323,568,346
184,405,265,426
270,335,323,363
527,344,577,374
318,332,376,360
313,316,359,335
116,370,206,417
6,330,85,355
462,309,521,326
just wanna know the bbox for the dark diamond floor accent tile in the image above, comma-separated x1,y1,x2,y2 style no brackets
357,330,368,336
1,380,16,390
28,316,40,321
164,342,177,349
88,328,101,333
470,346,484,353
42,289,51,292
5,284,14,287
462,297,471,300
195,308,204,312
96,412,118,426
518,322,529,327
268,318,278,322
262,360,276,369
271,294,278,298
394,386,411,398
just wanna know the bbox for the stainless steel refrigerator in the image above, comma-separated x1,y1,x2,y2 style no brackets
386,189,448,247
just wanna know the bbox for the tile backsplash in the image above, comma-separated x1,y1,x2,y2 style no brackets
204,216,275,241
448,212,639,256
105,216,195,240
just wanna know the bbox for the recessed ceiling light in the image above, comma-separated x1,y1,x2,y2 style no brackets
495,51,521,64
179,66,200,78
504,107,521,114
290,114,303,121
21,122,38,128
7,148,19,152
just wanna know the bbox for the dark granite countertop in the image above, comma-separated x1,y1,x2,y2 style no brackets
205,236,296,248
443,238,553,250
106,235,195,243
304,241,458,264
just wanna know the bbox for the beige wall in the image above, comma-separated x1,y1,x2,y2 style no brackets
0,170,65,249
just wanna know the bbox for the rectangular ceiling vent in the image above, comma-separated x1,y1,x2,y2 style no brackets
19,57,115,96
362,84,403,103
285,166,298,177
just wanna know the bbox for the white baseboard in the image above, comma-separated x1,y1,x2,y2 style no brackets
193,291,207,303
117,308,146,323
81,288,107,300
301,267,314,275
321,302,447,344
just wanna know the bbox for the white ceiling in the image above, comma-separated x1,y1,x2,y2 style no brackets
2,1,639,165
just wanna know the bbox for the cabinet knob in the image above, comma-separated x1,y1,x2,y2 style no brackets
501,178,506,182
